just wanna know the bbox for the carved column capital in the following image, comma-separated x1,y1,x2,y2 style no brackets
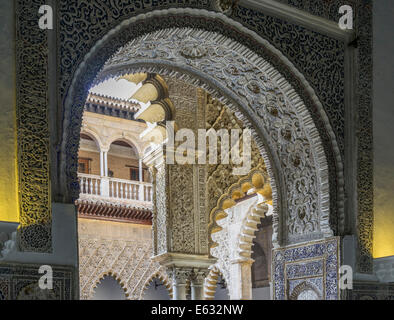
167,267,193,285
190,268,209,286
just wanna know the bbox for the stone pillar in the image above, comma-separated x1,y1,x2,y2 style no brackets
169,268,190,300
142,85,216,299
100,149,110,197
103,151,108,177
100,150,104,177
138,159,145,201
229,258,254,300
153,253,216,300
139,159,143,182
144,145,168,255
191,269,209,300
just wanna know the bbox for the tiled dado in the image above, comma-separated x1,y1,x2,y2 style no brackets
0,263,76,300
273,237,340,300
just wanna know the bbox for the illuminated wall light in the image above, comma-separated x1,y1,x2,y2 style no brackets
0,85,20,223
373,169,394,258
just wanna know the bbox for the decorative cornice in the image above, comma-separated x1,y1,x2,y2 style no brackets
76,198,152,224
87,93,141,112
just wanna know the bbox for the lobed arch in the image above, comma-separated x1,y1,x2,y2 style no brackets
204,265,229,300
139,269,173,300
211,193,270,299
89,271,128,300
237,202,271,261
60,9,344,247
209,169,271,248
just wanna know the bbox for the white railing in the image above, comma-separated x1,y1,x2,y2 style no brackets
78,173,101,196
78,173,153,203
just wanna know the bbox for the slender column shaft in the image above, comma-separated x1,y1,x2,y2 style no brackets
191,269,209,300
104,151,108,177
139,159,143,182
173,283,187,300
191,284,204,300
229,259,253,300
100,150,104,176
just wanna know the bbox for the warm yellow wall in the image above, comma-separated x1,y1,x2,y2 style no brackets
373,1,394,258
78,218,152,241
0,1,19,223
107,154,139,180
373,165,394,258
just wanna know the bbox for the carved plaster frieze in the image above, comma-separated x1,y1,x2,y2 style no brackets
79,235,167,300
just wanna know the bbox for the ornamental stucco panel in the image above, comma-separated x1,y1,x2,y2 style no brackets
78,219,167,300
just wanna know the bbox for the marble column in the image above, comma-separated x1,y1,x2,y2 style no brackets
229,258,254,300
139,159,143,182
191,269,209,300
100,150,104,176
104,151,108,177
169,268,191,300
100,149,110,197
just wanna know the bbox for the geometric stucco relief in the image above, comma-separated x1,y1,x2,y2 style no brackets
78,220,170,300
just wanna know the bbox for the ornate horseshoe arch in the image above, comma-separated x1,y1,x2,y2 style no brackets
61,9,343,247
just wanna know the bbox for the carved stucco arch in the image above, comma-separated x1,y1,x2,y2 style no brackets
89,271,128,300
96,32,332,247
61,9,344,246
139,268,173,300
204,265,228,300
86,267,171,300
237,202,270,260
209,169,271,246
211,193,269,299
207,168,272,259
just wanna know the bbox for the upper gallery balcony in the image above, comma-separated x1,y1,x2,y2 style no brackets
76,95,153,224
78,173,153,204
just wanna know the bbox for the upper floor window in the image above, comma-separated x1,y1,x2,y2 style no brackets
78,158,91,174
130,167,139,181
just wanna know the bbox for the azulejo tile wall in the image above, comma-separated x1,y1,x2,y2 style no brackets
273,237,340,300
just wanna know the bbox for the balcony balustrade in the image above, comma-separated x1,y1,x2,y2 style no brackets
78,173,153,203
